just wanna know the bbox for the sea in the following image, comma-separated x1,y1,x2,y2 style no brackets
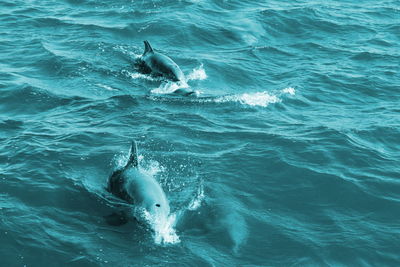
0,0,399,266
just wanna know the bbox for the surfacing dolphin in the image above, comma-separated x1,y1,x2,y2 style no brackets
139,40,185,82
107,141,170,227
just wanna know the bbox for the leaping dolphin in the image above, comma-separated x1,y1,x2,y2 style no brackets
139,40,185,82
107,141,170,226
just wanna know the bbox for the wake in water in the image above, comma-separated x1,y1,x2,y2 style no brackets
213,87,296,107
147,87,296,108
116,47,294,108
130,61,296,108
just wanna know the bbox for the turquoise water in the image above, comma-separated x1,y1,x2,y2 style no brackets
1,0,399,265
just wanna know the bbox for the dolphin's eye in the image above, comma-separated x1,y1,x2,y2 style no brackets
155,204,160,207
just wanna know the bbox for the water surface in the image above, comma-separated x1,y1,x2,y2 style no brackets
1,0,399,266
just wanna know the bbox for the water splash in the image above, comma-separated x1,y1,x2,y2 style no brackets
141,209,180,245
188,182,204,211
186,64,207,81
149,64,207,94
282,87,296,95
140,159,165,177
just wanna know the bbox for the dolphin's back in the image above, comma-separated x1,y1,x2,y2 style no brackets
124,169,170,214
150,53,184,81
107,169,132,202
107,141,171,227
141,41,185,82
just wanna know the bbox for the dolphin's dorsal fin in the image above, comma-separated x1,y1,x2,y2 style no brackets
125,140,139,169
143,40,154,55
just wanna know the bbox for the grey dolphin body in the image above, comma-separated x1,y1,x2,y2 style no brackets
107,141,170,225
140,40,185,82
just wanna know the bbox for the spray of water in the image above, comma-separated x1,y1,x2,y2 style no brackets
186,64,207,81
188,182,204,211
150,64,206,95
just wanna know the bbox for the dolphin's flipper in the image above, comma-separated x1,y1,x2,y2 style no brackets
104,211,129,226
143,40,154,55
125,141,139,169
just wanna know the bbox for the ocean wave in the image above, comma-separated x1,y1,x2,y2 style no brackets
2,0,399,264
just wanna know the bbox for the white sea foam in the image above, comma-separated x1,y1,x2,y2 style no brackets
186,64,207,81
211,87,296,107
214,91,280,107
282,87,296,95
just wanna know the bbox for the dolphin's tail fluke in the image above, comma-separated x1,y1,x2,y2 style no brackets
143,40,154,55
125,140,139,169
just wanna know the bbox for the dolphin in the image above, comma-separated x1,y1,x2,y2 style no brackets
106,141,170,226
139,40,185,82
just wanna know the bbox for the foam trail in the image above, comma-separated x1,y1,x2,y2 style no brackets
212,87,296,107
215,91,280,107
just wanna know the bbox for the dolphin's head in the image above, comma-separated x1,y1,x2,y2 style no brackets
144,190,171,220
124,169,170,218
124,167,178,244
